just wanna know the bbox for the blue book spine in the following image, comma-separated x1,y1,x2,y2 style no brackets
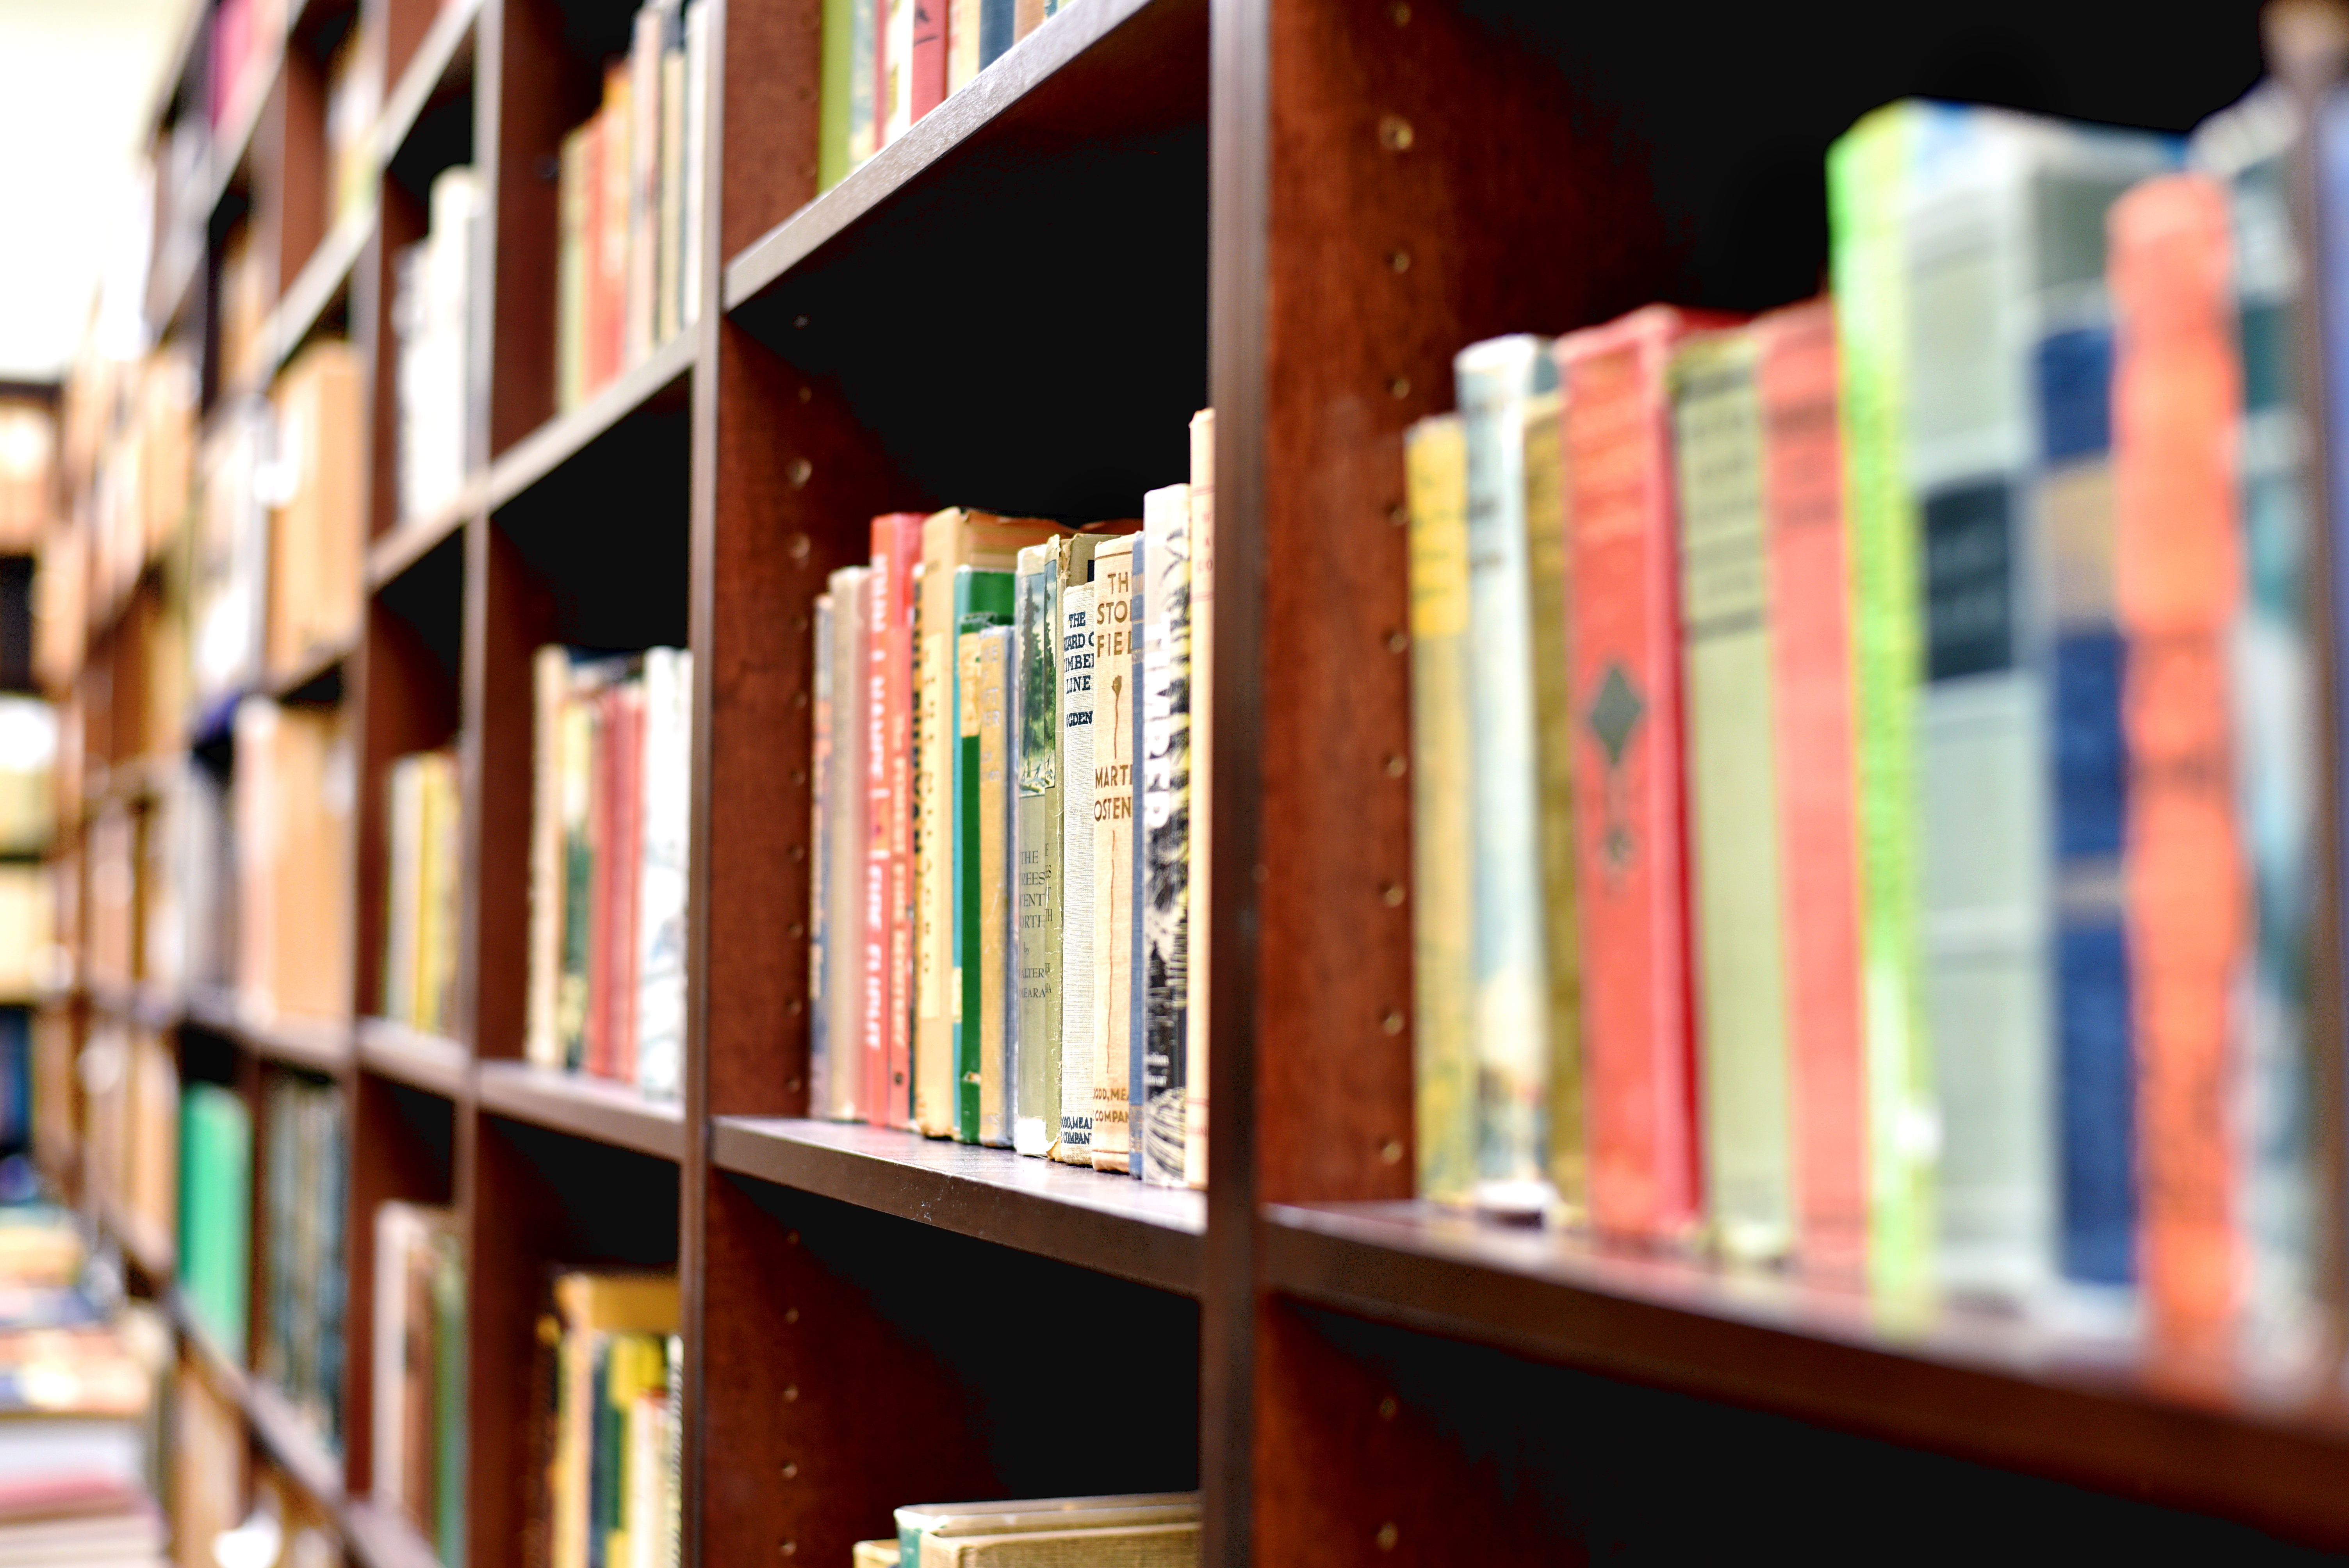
2037,325,2135,1288
978,0,1012,66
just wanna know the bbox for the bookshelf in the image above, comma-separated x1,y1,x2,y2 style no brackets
38,0,2349,1562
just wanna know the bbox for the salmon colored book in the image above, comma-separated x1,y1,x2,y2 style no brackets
1756,300,1866,1278
869,512,928,1128
2110,173,2243,1361
1556,304,1736,1243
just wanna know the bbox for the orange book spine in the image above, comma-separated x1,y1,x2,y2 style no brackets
1756,299,1867,1277
1558,305,1731,1241
868,513,927,1126
2110,172,2244,1357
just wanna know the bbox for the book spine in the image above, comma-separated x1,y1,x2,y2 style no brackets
1756,299,1867,1279
1014,0,1044,43
869,514,924,1127
1012,543,1061,1155
557,129,589,413
911,0,946,123
1406,417,1476,1206
883,0,910,146
596,72,631,395
560,690,595,1069
2113,172,2244,1357
1128,533,1147,1176
658,29,686,346
1185,411,1215,1190
1140,487,1191,1186
636,650,690,1101
976,625,1014,1146
681,2,708,330
626,4,661,369
948,0,980,91
1456,336,1558,1218
848,0,878,166
1827,105,1932,1292
822,568,872,1119
1057,580,1098,1164
978,0,1012,68
1558,309,1700,1243
915,559,955,1137
613,681,646,1085
811,608,834,1112
586,691,616,1076
1671,328,1795,1262
1090,539,1138,1172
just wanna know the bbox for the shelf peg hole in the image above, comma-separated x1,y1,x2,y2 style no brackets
787,1075,803,1092
1376,1523,1399,1552
1378,115,1414,151
789,920,807,937
781,1461,799,1480
786,1230,801,1245
1384,753,1407,778
793,690,810,710
789,459,814,488
1378,1395,1397,1420
798,385,813,403
1380,883,1405,908
1385,629,1409,654
790,768,807,786
784,1306,800,1323
1388,376,1411,400
1388,502,1408,526
788,531,813,561
1390,0,1411,21
1381,1009,1404,1036
1381,1137,1405,1165
781,1543,797,1558
794,314,810,329
1387,248,1411,273
783,1384,800,1402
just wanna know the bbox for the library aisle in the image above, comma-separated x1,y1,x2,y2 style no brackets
16,0,2349,1563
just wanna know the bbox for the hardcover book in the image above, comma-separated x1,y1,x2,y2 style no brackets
1057,579,1100,1165
870,512,927,1129
811,595,835,1110
1012,544,1060,1156
1184,409,1215,1190
954,573,1016,1142
975,625,1015,1147
1089,538,1139,1172
1138,486,1191,1187
820,567,873,1121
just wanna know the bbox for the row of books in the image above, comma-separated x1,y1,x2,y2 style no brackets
258,1075,348,1453
373,1202,466,1564
555,0,710,413
818,0,1080,190
1408,86,2323,1352
524,647,693,1099
383,747,463,1037
539,1271,681,1568
863,1491,1199,1567
808,415,1214,1185
396,167,485,526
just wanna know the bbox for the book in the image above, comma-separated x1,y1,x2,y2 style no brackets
948,0,981,90
924,1524,1199,1567
1057,577,1099,1165
1670,326,1794,1262
2113,171,2244,1360
954,576,1016,1140
682,1,709,331
548,1275,679,1568
1090,536,1139,1172
870,513,927,1128
1556,305,1728,1243
373,1203,457,1543
530,647,572,1067
980,0,1012,70
820,567,873,1120
821,0,856,188
812,593,836,1111
232,698,355,1025
1457,335,1560,1219
1138,487,1191,1186
657,7,688,347
1128,531,1148,1177
385,749,462,1036
626,4,662,368
1184,409,1215,1190
911,0,946,125
634,647,693,1100
898,1494,1199,1565
179,1083,251,1357
265,340,364,684
558,120,595,412
1404,415,1476,1206
975,624,1016,1147
1754,298,1868,1278
849,0,880,166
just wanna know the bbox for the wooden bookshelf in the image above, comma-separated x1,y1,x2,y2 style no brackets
46,0,2349,1563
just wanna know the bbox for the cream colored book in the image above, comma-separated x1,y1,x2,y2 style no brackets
924,1523,1198,1568
1089,538,1139,1171
897,1493,1198,1566
1054,579,1100,1164
1183,409,1214,1190
528,647,569,1066
855,1544,902,1568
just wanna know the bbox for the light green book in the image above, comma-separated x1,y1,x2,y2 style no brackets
1671,329,1793,1262
1828,104,1934,1296
179,1082,251,1358
1405,416,1476,1207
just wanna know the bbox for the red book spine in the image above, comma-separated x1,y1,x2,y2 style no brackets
867,513,926,1126
1756,299,1866,1277
1558,305,1726,1242
2111,173,2244,1359
911,0,947,122
611,682,645,1086
585,687,615,1078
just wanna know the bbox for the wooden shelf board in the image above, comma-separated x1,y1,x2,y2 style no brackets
95,1190,175,1282
243,1012,355,1075
476,1060,684,1161
344,1498,445,1568
711,1118,1204,1297
722,0,1199,313
356,1017,471,1099
267,637,355,704
1262,1200,2349,1544
377,0,482,171
88,980,184,1034
367,493,476,591
268,205,375,380
204,38,289,221
246,1375,349,1514
483,330,696,517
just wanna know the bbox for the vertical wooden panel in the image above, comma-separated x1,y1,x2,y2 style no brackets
341,1075,457,1497
481,0,584,457
716,0,822,265
465,519,551,1059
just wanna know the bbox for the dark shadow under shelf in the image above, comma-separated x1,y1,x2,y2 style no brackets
476,1060,684,1160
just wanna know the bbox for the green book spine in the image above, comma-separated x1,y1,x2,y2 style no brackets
1828,103,1933,1295
818,0,850,188
952,570,1013,1143
1405,417,1476,1207
1011,542,1064,1156
432,1232,468,1568
1672,329,1795,1262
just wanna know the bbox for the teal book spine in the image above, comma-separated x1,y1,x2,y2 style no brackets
951,568,1012,1143
1454,334,1557,1218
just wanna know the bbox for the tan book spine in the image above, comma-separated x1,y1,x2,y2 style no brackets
1090,538,1137,1171
913,558,955,1135
975,628,1013,1146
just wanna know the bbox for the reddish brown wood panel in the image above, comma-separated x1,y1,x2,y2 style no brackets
342,1073,458,1497
714,0,822,267
364,196,422,541
354,596,462,1021
1252,0,1670,1205
466,519,552,1060
271,45,328,298
695,323,897,1120
484,0,592,457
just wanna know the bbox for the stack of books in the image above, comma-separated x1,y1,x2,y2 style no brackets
1407,85,2327,1363
372,1201,465,1561
524,646,693,1099
381,747,463,1037
807,413,1215,1188
394,167,484,524
259,1076,348,1450
554,0,710,413
537,1271,680,1568
871,1491,1199,1567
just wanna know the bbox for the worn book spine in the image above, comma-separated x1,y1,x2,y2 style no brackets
1456,334,1558,1219
529,646,569,1067
819,0,853,188
1184,410,1215,1190
914,559,954,1136
821,567,872,1120
1827,103,1932,1293
1671,327,1794,1262
681,1,708,331
975,625,1014,1147
1091,538,1139,1171
953,572,1014,1141
657,19,686,346
810,599,834,1112
978,0,1012,68
1128,533,1148,1176
1406,415,1476,1206
1011,543,1059,1155
847,0,877,166
636,649,690,1101
910,0,945,123
871,513,926,1128
625,4,662,369
585,695,616,1068
1140,485,1192,1187
2114,172,2244,1361
947,0,980,90
1057,579,1099,1164
1756,298,1867,1279
1557,305,1722,1243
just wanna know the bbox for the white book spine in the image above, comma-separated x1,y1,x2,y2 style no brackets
625,4,663,368
681,3,708,331
635,649,692,1099
1057,581,1096,1163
